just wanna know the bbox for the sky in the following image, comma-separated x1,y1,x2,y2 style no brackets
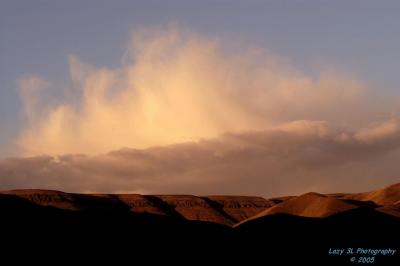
1,0,400,195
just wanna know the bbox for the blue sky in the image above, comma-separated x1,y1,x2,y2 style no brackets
1,0,400,156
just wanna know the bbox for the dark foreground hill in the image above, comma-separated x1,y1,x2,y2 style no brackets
1,183,399,265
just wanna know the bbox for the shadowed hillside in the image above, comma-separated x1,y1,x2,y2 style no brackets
1,183,399,265
0,190,272,225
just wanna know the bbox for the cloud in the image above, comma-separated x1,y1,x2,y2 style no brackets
355,119,399,143
16,25,395,156
8,25,400,195
17,75,50,121
2,120,400,196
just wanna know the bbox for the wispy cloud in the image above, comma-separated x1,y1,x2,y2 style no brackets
16,25,395,156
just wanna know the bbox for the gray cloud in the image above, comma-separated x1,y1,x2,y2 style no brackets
1,120,399,197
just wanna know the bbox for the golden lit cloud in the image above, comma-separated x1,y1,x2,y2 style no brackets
16,25,395,156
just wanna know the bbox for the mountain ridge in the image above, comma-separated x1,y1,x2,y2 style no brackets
1,182,399,226
1,183,399,265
